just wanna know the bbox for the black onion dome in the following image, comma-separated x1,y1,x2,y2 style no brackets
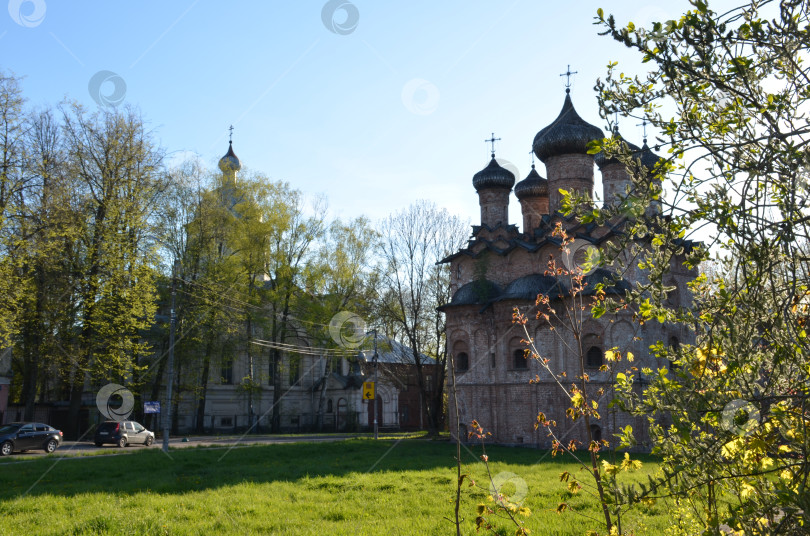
593,132,642,169
583,268,632,296
533,92,604,162
218,141,242,173
447,279,501,306
472,157,516,191
514,165,548,200
640,141,663,170
497,274,566,301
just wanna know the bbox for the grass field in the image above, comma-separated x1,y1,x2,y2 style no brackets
0,439,671,535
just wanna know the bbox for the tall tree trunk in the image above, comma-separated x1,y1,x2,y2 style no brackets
195,339,213,433
172,361,181,435
67,380,83,440
146,339,168,431
271,348,281,433
315,357,328,431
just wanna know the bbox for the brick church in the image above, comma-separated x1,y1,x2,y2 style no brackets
441,87,695,448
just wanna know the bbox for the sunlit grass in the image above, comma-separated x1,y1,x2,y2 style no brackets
0,438,671,535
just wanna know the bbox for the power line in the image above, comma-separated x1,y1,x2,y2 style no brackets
251,338,355,357
178,276,365,331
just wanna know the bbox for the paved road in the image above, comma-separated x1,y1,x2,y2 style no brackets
0,434,362,460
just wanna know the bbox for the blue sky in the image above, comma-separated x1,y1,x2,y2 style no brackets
1,0,713,226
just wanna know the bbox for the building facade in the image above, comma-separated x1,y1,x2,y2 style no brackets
165,143,437,434
441,89,694,448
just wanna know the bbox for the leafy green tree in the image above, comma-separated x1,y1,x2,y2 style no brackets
0,71,27,350
261,185,327,432
585,1,810,533
15,107,81,420
303,216,380,430
60,104,165,437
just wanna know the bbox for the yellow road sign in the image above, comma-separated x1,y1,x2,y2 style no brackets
363,381,375,400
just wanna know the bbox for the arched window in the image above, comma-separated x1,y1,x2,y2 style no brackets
513,349,528,369
590,425,602,443
452,338,470,372
456,352,469,372
326,399,333,413
586,346,603,368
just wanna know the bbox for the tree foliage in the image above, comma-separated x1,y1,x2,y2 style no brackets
586,1,810,533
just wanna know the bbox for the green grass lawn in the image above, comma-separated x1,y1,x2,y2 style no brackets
0,439,671,535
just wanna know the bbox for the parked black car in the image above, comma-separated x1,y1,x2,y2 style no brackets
94,420,155,448
0,422,63,456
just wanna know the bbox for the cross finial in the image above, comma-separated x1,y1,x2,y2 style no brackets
228,125,234,144
560,64,578,92
485,132,501,157
529,148,535,168
636,119,648,143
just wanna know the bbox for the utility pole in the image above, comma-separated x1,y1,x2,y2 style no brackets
163,259,179,453
372,329,378,440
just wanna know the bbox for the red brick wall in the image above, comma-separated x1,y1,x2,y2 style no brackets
519,196,549,233
601,163,631,206
478,188,511,227
544,154,595,213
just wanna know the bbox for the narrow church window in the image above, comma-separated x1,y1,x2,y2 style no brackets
590,425,602,443
586,346,603,368
491,353,496,368
457,264,462,280
456,352,469,371
289,357,301,385
327,399,333,413
513,349,528,369
221,361,233,384
327,356,340,374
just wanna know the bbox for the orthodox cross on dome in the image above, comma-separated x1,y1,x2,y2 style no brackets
560,64,578,92
637,119,648,143
485,133,501,157
228,125,234,144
